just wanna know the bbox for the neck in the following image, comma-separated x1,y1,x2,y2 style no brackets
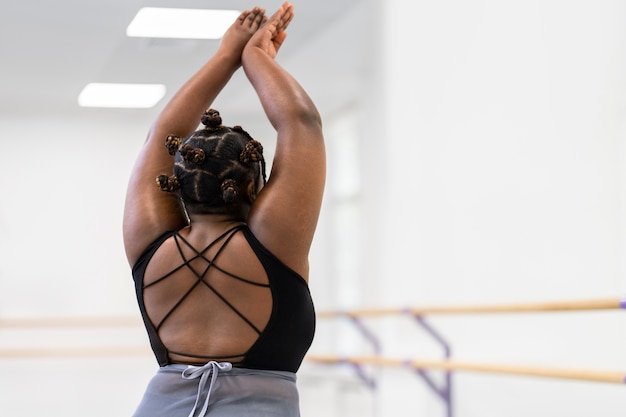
186,202,251,229
188,212,246,226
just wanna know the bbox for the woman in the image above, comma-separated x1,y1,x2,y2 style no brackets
123,3,325,416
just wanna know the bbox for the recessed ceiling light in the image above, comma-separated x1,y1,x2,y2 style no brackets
126,8,241,39
78,83,166,108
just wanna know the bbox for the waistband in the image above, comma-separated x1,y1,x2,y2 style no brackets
159,363,297,381
159,362,297,417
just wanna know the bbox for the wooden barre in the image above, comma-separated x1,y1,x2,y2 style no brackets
317,297,626,318
3,347,623,384
1,297,623,328
0,316,143,329
0,345,152,359
306,354,626,384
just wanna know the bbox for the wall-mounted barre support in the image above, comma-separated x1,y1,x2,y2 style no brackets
411,315,452,417
313,297,626,417
328,311,455,416
343,316,381,389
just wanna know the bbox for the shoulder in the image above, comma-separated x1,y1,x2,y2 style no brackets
241,226,309,283
131,230,177,273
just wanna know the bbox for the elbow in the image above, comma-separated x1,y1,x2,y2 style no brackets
298,107,322,133
282,93,322,132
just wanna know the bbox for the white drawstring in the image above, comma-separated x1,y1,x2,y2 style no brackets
181,361,233,417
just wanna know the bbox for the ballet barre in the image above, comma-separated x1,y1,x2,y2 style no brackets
0,297,622,329
0,316,147,360
306,354,626,385
0,345,151,359
316,297,626,318
311,297,626,417
0,316,143,328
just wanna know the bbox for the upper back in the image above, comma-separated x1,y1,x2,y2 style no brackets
132,225,315,372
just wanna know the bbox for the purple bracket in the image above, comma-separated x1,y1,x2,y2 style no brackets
412,315,451,358
410,314,453,417
333,315,381,391
319,358,377,390
347,315,382,355
349,361,377,390
339,311,453,417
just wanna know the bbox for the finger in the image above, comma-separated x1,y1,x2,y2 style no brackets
267,2,291,27
238,9,251,24
275,4,294,32
246,7,265,28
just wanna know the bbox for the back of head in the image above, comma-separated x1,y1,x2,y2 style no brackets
156,109,266,215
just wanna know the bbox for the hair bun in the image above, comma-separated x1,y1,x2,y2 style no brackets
179,144,206,165
221,179,239,204
240,140,264,164
165,134,182,156
201,108,223,130
156,174,180,192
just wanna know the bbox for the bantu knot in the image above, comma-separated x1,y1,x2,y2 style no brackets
179,144,205,165
201,108,223,130
240,140,264,164
233,125,253,140
156,174,180,192
221,179,239,204
165,135,182,156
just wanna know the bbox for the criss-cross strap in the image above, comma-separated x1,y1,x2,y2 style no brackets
144,226,248,289
174,227,270,288
143,224,270,363
168,226,268,334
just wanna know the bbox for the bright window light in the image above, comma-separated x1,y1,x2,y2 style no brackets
78,83,166,108
126,8,241,39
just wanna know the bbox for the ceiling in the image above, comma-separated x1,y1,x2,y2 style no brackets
1,0,365,129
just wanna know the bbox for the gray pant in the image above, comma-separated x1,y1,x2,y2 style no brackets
132,362,300,417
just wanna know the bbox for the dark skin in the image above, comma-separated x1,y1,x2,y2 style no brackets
122,3,325,362
123,7,267,266
241,2,325,278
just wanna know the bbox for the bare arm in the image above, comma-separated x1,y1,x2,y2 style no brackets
123,8,266,266
242,3,326,279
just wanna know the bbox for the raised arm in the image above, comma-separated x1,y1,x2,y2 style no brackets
242,3,326,279
123,7,266,266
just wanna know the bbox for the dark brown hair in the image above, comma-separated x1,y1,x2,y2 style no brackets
156,109,266,215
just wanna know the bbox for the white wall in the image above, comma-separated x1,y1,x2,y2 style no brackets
0,111,156,416
305,0,626,416
379,0,626,306
0,112,146,318
2,1,626,416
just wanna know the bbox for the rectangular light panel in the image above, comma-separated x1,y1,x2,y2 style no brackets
78,83,166,108
126,8,241,39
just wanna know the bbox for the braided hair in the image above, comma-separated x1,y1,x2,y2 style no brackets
156,109,267,215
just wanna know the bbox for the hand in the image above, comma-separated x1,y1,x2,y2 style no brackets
218,6,267,64
245,2,294,59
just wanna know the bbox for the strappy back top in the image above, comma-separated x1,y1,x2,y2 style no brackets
132,225,316,373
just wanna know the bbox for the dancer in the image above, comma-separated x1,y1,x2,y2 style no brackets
123,3,325,416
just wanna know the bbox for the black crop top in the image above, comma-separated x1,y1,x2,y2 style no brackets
132,225,316,373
